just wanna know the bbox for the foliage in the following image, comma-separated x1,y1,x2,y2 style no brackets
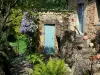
33,57,70,75
8,9,40,54
7,9,23,41
8,9,23,33
26,54,44,65
18,0,68,11
10,38,27,54
8,9,39,39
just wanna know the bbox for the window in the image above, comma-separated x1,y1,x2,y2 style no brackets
96,0,100,22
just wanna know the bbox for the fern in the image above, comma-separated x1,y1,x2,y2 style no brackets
26,54,43,65
33,60,48,75
33,57,70,75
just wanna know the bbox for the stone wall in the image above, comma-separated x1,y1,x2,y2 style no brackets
85,0,100,39
68,0,100,39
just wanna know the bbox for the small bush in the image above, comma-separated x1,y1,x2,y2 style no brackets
33,57,70,75
26,54,43,65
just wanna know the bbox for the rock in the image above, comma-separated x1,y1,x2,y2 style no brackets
11,55,33,75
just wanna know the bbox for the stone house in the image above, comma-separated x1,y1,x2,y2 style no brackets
38,0,100,54
38,12,76,54
68,0,100,39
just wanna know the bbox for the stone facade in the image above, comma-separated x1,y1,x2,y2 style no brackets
68,0,100,39
38,0,100,53
38,12,75,54
85,0,100,39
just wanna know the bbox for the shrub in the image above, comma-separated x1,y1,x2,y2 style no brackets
33,57,70,75
26,54,43,65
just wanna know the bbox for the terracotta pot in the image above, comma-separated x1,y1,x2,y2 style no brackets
83,36,88,40
96,54,100,59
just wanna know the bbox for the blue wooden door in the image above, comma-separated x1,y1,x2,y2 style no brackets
78,3,84,33
44,24,55,54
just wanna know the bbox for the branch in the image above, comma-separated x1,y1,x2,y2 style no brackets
0,0,4,10
0,51,8,59
10,0,18,8
2,5,11,24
